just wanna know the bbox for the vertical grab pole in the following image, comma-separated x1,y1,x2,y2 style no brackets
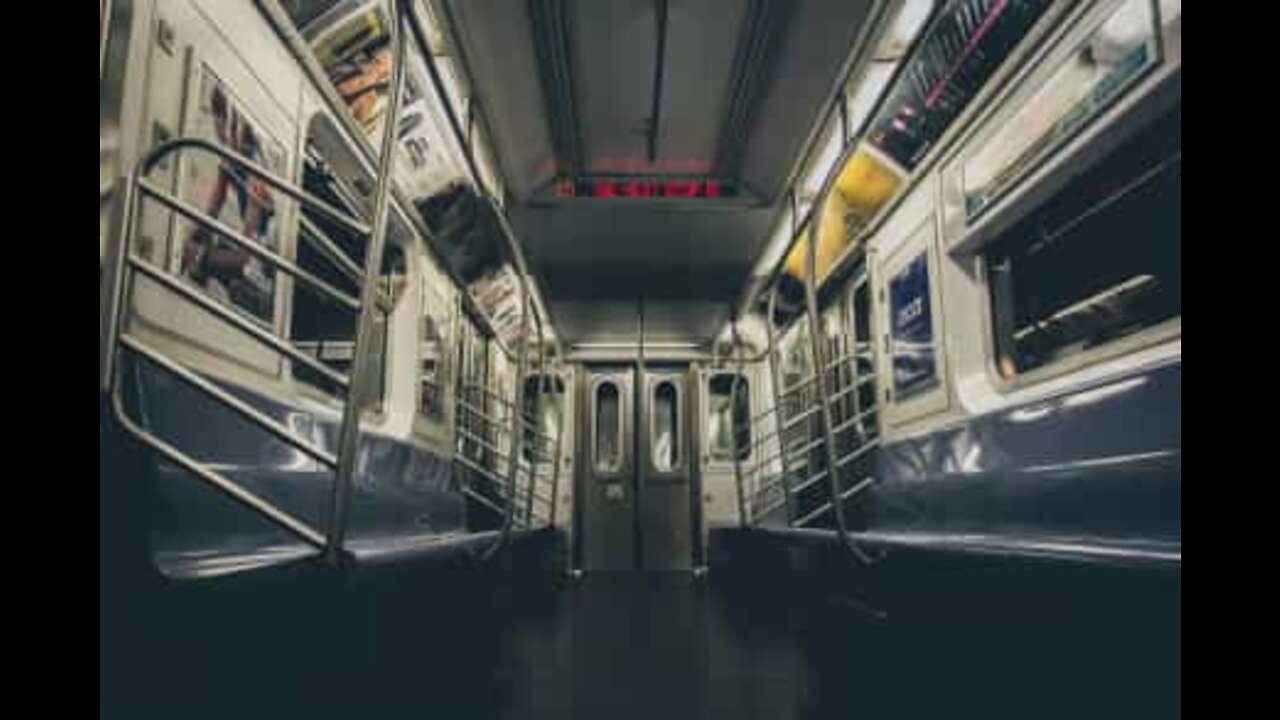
764,287,795,525
728,315,748,526
482,281,530,561
548,350,564,529
526,311,545,526
801,218,871,563
103,173,139,392
325,7,406,565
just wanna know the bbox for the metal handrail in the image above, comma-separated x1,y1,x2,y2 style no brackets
126,258,351,389
324,10,407,562
110,383,328,549
720,238,881,543
482,288,530,560
456,426,510,462
105,14,404,568
777,373,819,398
119,334,339,469
524,316,546,526
137,179,360,311
827,373,876,406
255,0,563,364
546,363,565,528
457,399,514,432
104,0,564,573
802,197,873,563
739,391,826,457
798,196,870,561
457,453,513,491
729,315,748,525
763,284,796,523
463,381,519,409
462,484,506,517
793,476,876,529
297,214,396,314
830,407,880,439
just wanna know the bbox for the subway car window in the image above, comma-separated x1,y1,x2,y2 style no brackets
985,104,1181,379
419,314,446,420
708,374,750,463
652,381,680,471
289,117,408,408
419,271,452,422
456,318,488,463
962,0,1160,221
523,374,565,463
848,271,878,426
594,381,621,473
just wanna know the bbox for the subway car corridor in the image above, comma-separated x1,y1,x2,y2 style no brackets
101,0,1181,717
101,525,1178,719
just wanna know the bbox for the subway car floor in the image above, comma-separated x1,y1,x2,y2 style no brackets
101,538,1180,719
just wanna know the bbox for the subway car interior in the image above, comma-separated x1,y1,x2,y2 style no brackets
99,1,1180,717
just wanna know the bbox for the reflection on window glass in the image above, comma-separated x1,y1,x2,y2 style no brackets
652,381,680,472
291,115,409,412
455,321,489,462
867,0,1051,171
595,382,621,473
963,0,1159,220
986,105,1180,378
420,314,446,421
889,252,938,399
301,1,393,136
708,374,750,463
523,376,565,463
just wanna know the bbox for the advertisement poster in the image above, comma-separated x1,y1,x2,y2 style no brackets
178,68,288,324
298,2,465,203
889,252,938,398
307,2,394,135
469,264,528,350
395,74,466,201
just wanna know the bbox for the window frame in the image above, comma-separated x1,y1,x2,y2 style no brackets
413,249,457,438
930,0,1182,393
649,379,682,473
522,373,566,464
591,377,627,477
288,111,418,420
704,371,752,466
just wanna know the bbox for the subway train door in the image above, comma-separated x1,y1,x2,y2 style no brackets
577,364,697,571
579,366,636,571
638,366,695,571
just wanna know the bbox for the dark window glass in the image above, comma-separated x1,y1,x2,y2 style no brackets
985,105,1181,377
652,382,680,471
523,375,565,463
867,0,1051,170
290,119,405,410
595,382,621,473
708,374,751,462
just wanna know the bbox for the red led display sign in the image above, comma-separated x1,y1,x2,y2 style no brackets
554,177,737,199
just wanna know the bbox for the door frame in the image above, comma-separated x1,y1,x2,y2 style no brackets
572,361,702,572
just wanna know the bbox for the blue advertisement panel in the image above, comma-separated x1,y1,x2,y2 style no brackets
889,252,938,398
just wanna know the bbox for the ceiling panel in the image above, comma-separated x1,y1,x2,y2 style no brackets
444,0,556,201
736,0,876,200
442,0,882,345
